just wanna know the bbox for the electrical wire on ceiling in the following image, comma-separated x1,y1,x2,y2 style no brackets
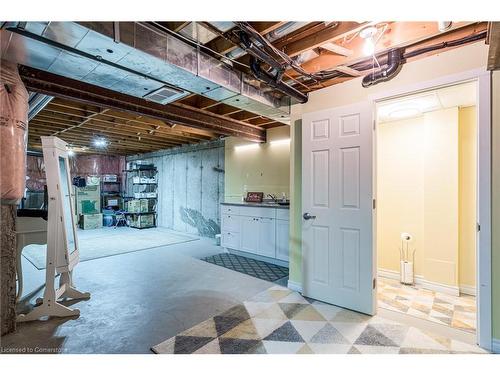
290,29,488,88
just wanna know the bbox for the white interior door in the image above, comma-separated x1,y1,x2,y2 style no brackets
302,102,375,315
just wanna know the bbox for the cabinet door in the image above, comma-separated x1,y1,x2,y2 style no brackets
221,214,241,232
240,216,260,253
221,232,240,249
276,219,290,261
257,217,276,258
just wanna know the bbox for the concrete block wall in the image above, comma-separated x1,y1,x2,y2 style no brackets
127,140,225,238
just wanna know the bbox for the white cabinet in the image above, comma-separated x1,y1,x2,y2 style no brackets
276,219,290,261
257,217,276,258
240,216,260,253
221,231,240,249
220,204,289,264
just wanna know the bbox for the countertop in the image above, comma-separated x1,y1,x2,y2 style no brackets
221,201,290,210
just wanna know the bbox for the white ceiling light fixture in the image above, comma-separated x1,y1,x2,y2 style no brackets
67,149,75,157
359,26,378,56
93,137,108,148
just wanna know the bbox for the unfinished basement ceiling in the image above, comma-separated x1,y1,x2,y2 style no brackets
1,21,490,155
27,95,281,155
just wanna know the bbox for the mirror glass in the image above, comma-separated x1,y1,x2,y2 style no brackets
58,156,76,254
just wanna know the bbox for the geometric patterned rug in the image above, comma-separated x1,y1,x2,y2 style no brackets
201,253,288,282
152,285,487,354
378,277,476,333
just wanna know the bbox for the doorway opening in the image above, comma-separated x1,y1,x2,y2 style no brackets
375,81,478,336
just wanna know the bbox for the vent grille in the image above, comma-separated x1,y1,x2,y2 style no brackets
143,85,188,104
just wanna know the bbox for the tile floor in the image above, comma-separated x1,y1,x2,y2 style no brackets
152,285,486,354
377,277,476,333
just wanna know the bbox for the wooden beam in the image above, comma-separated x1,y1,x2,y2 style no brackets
298,23,487,91
289,22,481,77
279,22,366,57
487,22,500,70
43,100,216,140
19,66,265,142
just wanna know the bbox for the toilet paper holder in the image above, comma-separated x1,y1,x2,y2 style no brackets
399,232,416,285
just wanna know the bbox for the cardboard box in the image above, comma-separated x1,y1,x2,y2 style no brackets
76,185,100,215
86,175,100,185
129,213,154,228
102,174,118,182
127,199,141,213
79,213,103,230
140,199,149,213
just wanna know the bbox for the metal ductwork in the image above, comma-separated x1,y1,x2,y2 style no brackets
28,92,53,121
1,22,291,123
250,57,308,103
362,49,403,88
226,22,309,60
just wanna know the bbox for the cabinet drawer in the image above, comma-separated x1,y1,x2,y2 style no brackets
221,231,240,249
221,205,240,215
239,206,275,219
276,209,290,221
221,214,241,232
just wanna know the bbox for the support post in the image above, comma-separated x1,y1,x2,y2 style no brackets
1,204,17,336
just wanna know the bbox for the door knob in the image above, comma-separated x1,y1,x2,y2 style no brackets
303,212,316,220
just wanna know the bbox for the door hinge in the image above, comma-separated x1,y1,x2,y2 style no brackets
373,278,377,289
372,199,376,210
477,222,481,232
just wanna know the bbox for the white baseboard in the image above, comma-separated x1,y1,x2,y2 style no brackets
459,284,476,296
378,268,460,297
492,338,500,354
287,280,303,293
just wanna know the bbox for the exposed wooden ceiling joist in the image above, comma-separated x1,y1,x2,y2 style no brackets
20,66,266,143
279,21,367,57
298,23,487,91
487,22,500,70
288,22,482,78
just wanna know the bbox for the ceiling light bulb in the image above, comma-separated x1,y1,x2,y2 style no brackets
67,149,75,157
93,138,107,148
359,26,378,39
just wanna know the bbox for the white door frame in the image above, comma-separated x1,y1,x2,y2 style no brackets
369,68,492,351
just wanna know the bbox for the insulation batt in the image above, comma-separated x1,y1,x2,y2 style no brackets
0,61,28,203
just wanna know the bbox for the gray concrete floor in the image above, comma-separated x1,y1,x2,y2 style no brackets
0,231,272,354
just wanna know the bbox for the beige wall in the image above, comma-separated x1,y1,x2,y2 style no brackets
423,108,459,286
224,126,290,202
289,42,500,342
377,107,476,289
458,106,477,289
377,117,425,277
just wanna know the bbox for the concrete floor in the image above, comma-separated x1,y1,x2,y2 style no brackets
0,232,272,354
